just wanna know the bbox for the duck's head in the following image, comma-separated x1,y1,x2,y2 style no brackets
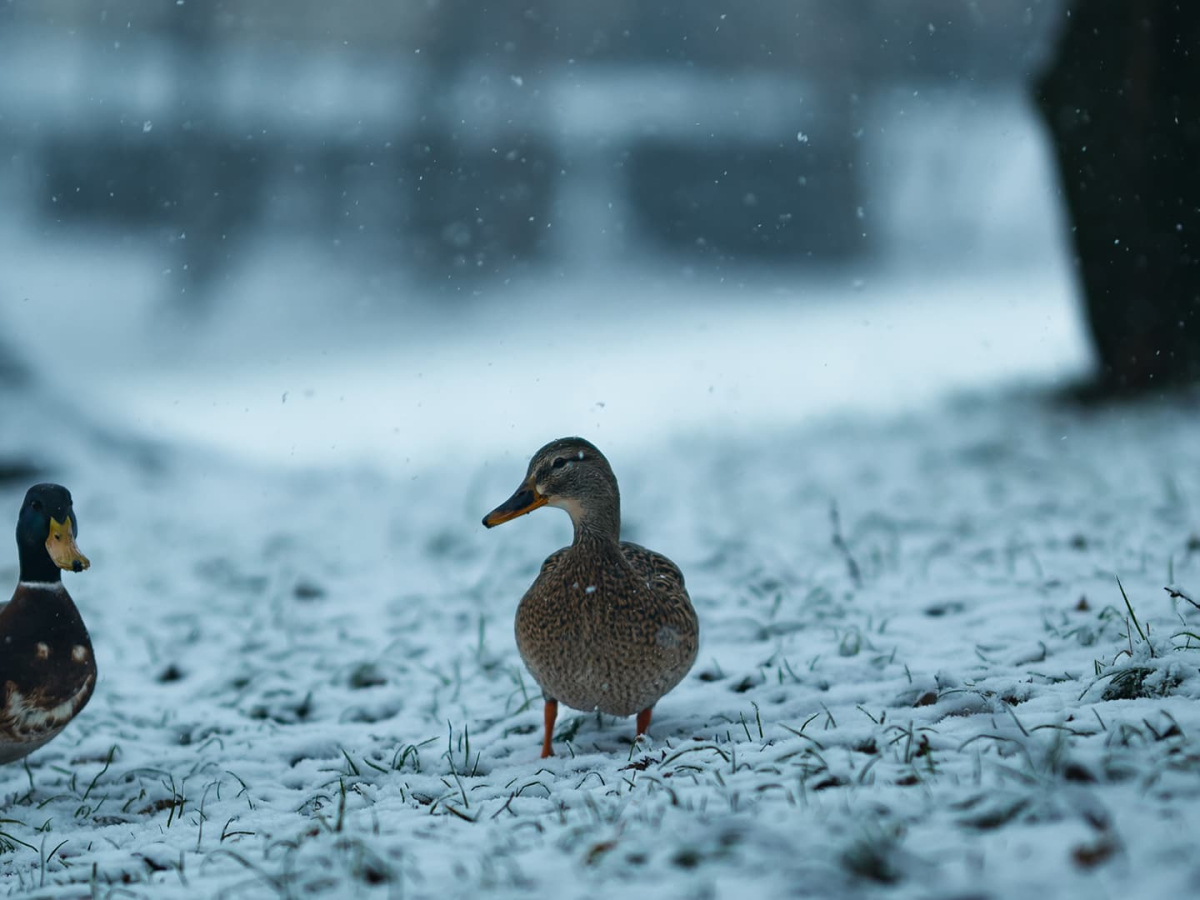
16,483,90,579
483,437,620,538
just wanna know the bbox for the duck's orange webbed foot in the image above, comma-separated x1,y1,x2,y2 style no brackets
541,699,558,758
636,707,653,737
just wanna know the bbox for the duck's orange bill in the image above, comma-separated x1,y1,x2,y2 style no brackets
46,516,90,572
483,481,547,528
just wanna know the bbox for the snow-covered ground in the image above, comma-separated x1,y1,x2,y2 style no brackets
4,295,1200,897
0,66,1188,895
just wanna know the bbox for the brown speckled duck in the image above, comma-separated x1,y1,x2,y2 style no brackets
0,484,96,764
483,437,698,758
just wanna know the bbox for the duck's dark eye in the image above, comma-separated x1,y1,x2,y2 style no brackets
551,457,568,469
30,500,42,512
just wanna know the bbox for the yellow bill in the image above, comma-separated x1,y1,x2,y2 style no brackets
46,516,90,572
483,480,547,528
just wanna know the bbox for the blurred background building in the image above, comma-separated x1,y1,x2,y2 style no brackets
0,0,1083,470
3,1,1064,299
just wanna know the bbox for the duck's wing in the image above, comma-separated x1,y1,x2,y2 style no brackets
620,541,687,595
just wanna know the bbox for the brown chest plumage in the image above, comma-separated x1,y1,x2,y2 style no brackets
515,540,698,717
0,585,97,764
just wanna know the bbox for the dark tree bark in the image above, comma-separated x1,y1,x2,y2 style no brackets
1035,2,1200,390
0,340,40,486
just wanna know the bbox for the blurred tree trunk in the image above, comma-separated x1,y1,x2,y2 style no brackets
0,342,20,383
0,339,40,485
1036,2,1200,390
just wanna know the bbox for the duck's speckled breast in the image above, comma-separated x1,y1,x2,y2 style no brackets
515,540,698,717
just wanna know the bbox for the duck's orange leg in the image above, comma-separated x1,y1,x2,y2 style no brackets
636,707,653,737
541,699,558,758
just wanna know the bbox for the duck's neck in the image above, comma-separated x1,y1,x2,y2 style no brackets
17,543,62,585
568,499,621,546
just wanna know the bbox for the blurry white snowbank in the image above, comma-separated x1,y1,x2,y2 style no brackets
0,59,1084,476
5,258,1091,474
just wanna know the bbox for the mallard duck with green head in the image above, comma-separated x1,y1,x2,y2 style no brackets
484,438,698,758
0,484,96,763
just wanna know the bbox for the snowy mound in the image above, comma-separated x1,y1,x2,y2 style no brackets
2,390,1200,898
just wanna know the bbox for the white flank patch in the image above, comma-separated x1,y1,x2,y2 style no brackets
4,675,94,739
72,645,89,663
